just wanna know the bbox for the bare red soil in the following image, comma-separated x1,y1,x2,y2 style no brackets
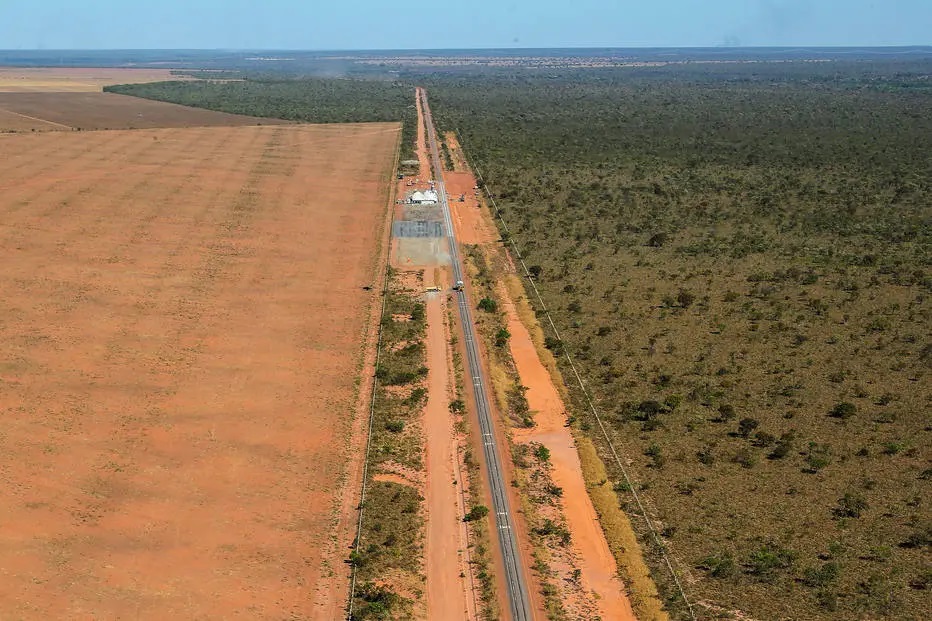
0,92,286,131
446,171,497,245
505,290,636,621
423,272,473,621
0,123,398,619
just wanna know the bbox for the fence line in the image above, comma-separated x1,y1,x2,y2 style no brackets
347,136,402,620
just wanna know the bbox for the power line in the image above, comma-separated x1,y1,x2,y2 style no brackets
456,127,698,621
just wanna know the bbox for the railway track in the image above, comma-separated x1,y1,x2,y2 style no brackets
418,87,533,621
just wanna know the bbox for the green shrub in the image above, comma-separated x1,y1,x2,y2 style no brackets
717,404,737,422
677,289,696,308
828,402,857,419
648,232,668,247
805,442,832,472
746,543,796,580
464,505,490,522
544,336,564,355
645,443,665,468
700,552,736,578
834,493,868,518
477,297,498,312
738,417,760,438
768,431,795,459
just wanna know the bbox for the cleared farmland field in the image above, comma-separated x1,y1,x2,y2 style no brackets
0,123,398,618
0,67,186,93
0,92,287,131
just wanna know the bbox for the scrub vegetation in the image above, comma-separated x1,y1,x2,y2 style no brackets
426,62,931,620
352,270,428,620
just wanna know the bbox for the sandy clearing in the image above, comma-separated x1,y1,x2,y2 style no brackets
504,286,636,621
447,171,497,245
0,67,189,92
0,123,398,619
443,131,468,172
0,92,287,132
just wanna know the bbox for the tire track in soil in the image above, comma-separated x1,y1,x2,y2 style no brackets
423,269,473,621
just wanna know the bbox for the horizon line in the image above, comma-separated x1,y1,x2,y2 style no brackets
2,45,931,53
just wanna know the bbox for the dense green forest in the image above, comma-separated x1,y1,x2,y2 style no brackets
114,60,931,620
106,78,417,161
425,62,930,620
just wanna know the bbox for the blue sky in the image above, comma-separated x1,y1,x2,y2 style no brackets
0,0,929,49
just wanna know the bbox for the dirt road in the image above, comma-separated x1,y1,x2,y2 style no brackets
414,91,432,180
504,290,636,620
423,271,474,621
419,86,534,620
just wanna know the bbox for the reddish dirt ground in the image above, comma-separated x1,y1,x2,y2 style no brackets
0,67,189,92
0,92,287,132
423,272,473,621
443,131,468,172
414,92,433,182
446,171,497,245
504,288,636,621
0,123,399,619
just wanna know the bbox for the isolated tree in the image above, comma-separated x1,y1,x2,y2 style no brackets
697,444,715,465
677,289,696,308
834,493,868,518
645,443,665,468
769,431,796,459
648,232,668,247
738,417,760,438
464,505,489,522
477,297,498,312
637,400,665,420
718,404,737,422
544,336,564,355
828,402,857,419
747,544,796,581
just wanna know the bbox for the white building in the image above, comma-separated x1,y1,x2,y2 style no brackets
409,190,438,205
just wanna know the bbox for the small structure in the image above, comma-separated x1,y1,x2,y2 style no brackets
409,189,439,205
